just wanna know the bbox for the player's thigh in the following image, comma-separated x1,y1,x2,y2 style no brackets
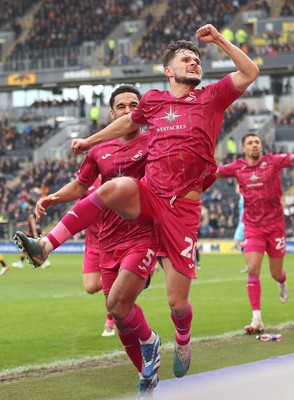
98,177,140,219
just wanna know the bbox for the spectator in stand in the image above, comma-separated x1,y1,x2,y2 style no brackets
220,26,234,43
89,102,100,134
226,136,237,161
278,110,294,125
79,96,86,118
107,38,116,63
235,27,248,49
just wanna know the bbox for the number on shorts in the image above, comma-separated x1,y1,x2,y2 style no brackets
275,237,285,250
141,248,155,266
180,237,196,261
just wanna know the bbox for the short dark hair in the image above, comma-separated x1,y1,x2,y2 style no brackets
109,85,141,109
162,40,201,67
241,133,261,146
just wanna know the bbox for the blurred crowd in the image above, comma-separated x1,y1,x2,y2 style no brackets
0,153,83,238
2,0,294,69
0,113,55,157
4,0,154,66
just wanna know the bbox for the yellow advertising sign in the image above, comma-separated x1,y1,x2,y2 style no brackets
8,73,36,86
90,68,111,77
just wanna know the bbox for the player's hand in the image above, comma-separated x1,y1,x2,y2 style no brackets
34,195,60,222
71,138,91,154
196,24,220,43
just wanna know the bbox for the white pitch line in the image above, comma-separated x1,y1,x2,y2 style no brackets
150,276,248,290
1,277,249,302
1,321,293,378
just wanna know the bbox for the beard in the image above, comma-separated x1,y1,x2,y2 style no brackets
174,72,201,86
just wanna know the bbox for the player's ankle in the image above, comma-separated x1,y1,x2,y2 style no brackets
41,237,54,255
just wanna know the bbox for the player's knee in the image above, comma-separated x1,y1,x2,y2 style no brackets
168,296,188,316
84,282,102,294
98,177,136,205
270,270,281,281
107,298,129,320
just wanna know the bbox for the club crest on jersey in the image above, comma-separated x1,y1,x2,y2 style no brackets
249,173,259,182
131,149,143,161
260,162,267,168
185,92,197,102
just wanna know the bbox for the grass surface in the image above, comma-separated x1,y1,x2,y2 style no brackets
0,253,293,399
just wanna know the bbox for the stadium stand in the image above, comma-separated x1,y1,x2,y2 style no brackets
134,0,244,63
2,0,155,71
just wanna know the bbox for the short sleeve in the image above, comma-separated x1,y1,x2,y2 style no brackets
131,92,149,125
77,149,100,187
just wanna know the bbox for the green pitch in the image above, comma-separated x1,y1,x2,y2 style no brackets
0,253,293,399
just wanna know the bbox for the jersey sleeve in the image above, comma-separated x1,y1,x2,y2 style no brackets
77,148,100,187
210,74,243,111
272,153,293,169
131,91,150,125
217,162,237,178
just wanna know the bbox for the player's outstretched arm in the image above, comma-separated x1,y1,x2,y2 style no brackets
72,114,140,154
196,24,259,92
35,180,87,222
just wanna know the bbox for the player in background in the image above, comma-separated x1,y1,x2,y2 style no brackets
11,251,26,268
81,179,115,337
217,133,293,333
0,254,9,276
14,24,259,382
15,85,159,398
12,200,50,269
195,247,201,269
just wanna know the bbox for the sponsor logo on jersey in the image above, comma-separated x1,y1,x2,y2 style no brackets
155,106,187,132
247,172,263,188
160,106,184,123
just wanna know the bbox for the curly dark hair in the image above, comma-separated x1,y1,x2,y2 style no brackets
109,85,141,109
